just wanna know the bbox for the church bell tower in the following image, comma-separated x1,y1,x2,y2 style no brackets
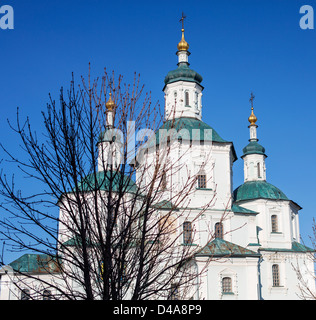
163,14,204,121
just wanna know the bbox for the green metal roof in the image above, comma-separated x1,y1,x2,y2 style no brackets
154,117,228,144
9,254,61,273
73,170,138,194
152,200,179,211
144,117,237,161
196,238,261,258
259,241,314,253
242,141,266,158
231,203,258,214
62,235,97,247
164,62,203,87
233,180,288,202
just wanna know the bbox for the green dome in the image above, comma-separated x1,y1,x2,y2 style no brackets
164,63,203,86
242,141,266,157
233,180,288,202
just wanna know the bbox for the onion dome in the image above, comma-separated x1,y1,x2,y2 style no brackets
242,141,266,158
177,28,189,51
164,63,203,86
106,92,115,111
248,107,257,126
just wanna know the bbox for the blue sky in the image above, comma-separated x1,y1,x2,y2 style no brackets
0,0,316,262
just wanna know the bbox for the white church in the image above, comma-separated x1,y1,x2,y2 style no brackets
0,23,315,300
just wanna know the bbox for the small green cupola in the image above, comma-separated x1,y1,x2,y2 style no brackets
242,140,266,158
234,94,290,204
164,63,203,88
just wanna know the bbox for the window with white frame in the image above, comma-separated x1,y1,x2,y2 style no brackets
271,215,278,233
272,264,280,287
222,277,232,294
185,91,190,106
197,174,206,189
183,221,193,244
219,269,237,296
215,222,224,239
257,162,261,178
161,170,167,190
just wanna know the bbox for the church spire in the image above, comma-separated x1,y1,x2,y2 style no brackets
177,12,189,52
248,92,258,142
98,92,122,171
105,92,115,128
177,12,190,64
242,93,267,182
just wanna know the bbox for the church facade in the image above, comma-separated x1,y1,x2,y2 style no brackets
135,25,315,300
0,25,315,300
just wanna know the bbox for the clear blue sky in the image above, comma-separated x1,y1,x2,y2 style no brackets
1,0,316,262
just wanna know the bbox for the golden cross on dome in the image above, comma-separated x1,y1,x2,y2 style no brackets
248,92,258,126
179,12,186,30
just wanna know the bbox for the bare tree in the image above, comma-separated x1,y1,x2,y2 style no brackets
0,66,219,300
292,218,316,300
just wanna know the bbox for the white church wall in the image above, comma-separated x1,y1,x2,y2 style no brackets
203,258,259,300
260,252,315,300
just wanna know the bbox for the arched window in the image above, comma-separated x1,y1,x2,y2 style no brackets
185,91,190,106
21,289,30,300
257,162,261,178
222,277,232,293
183,221,192,244
249,162,254,178
195,92,199,109
215,222,223,239
272,264,280,287
271,215,278,233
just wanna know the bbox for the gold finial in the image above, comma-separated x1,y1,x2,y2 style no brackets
248,92,257,126
177,12,189,51
106,92,115,111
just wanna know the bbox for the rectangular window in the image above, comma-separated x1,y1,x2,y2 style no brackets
272,264,280,287
161,171,167,190
197,174,206,189
271,215,278,233
215,222,223,239
222,277,232,293
183,221,192,244
185,91,190,106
